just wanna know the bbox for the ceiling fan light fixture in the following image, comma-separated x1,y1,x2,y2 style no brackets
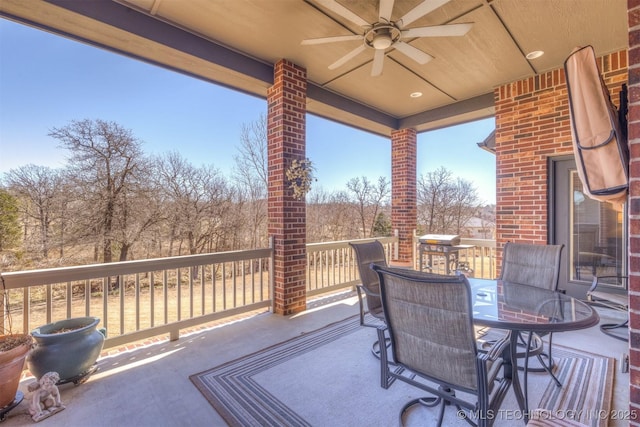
306,0,472,75
372,32,392,50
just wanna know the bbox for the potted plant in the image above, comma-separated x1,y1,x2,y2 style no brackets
0,292,32,414
27,316,104,384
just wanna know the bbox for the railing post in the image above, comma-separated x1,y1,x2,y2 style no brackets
0,280,5,334
412,229,417,270
394,229,399,261
269,235,275,313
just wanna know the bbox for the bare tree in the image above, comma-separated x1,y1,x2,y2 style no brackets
234,113,268,187
49,119,145,263
233,114,268,248
449,178,480,234
368,176,391,236
417,167,452,233
346,176,391,238
307,187,356,242
3,165,64,259
477,205,496,239
417,167,480,235
112,168,164,261
0,189,21,252
156,152,232,256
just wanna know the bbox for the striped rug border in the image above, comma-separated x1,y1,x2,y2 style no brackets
190,316,614,427
538,347,614,427
190,315,361,427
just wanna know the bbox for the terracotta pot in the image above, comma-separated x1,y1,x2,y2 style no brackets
28,317,104,382
0,334,32,409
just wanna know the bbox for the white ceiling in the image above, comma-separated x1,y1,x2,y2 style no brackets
0,0,629,137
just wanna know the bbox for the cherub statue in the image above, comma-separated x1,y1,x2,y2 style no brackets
27,371,65,422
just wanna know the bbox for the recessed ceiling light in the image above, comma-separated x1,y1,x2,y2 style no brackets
410,92,422,98
526,50,544,60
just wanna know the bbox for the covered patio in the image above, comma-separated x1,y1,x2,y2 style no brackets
0,290,631,426
0,0,638,423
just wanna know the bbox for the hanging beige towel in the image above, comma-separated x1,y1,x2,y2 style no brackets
564,45,628,205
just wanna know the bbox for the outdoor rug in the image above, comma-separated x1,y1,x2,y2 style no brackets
190,315,614,427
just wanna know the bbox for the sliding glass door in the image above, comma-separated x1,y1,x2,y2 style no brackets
552,157,626,296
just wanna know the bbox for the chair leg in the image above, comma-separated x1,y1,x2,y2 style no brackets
398,386,475,427
600,319,629,341
356,287,366,326
398,396,442,427
378,328,390,389
435,399,447,427
371,336,392,359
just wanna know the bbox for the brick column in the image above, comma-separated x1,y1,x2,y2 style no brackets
391,128,417,264
267,59,307,315
628,1,640,422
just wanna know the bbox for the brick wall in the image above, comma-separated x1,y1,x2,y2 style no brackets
496,45,630,415
628,0,640,421
391,128,417,263
267,59,307,315
495,50,627,248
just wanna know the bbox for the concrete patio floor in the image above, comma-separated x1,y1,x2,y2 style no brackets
2,291,630,426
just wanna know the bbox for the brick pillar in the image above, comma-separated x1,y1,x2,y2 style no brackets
267,59,307,315
391,128,417,264
628,1,640,422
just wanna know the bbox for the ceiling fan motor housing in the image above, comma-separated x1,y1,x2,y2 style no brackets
366,24,401,50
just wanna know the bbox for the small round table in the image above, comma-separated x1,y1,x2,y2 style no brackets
469,279,599,422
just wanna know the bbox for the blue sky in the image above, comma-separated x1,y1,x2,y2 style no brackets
0,18,496,203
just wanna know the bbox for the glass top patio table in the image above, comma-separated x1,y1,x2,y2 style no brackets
469,278,599,332
467,278,600,422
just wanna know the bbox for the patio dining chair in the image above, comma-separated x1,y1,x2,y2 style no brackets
349,240,388,358
500,242,564,386
372,265,511,427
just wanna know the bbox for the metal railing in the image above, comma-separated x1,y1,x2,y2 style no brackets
412,236,497,279
1,235,494,350
1,247,273,349
306,237,397,297
458,238,497,279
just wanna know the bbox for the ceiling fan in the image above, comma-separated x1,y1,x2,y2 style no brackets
302,0,472,76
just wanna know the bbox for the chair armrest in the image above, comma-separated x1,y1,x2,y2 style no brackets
356,284,380,299
481,335,510,362
588,275,627,294
477,335,510,390
587,276,628,311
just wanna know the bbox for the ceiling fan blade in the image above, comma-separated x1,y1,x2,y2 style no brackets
371,50,385,76
301,34,363,45
398,0,451,28
328,44,367,70
394,42,433,64
378,0,395,22
402,23,472,38
315,0,369,27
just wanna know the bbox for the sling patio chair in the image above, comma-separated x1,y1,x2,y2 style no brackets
349,240,389,358
500,242,564,387
372,265,511,427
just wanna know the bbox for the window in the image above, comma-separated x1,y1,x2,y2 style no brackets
570,171,625,286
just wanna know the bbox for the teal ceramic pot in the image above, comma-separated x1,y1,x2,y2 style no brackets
27,317,104,382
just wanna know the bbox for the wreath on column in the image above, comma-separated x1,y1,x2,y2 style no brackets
285,158,315,200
